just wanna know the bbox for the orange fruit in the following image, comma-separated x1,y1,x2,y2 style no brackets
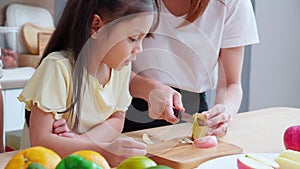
5,146,61,169
72,150,110,169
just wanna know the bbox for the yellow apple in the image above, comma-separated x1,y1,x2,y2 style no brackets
275,157,300,169
275,149,300,169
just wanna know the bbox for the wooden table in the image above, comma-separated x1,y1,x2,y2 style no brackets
221,107,300,153
0,107,299,168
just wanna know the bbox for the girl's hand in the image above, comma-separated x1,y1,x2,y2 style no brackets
148,87,184,124
100,137,147,167
53,118,78,138
203,104,232,138
104,137,147,156
53,118,69,134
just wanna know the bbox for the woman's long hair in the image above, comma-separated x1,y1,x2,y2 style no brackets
40,0,159,132
180,0,210,27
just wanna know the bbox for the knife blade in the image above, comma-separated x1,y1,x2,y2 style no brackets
173,109,207,126
173,109,193,123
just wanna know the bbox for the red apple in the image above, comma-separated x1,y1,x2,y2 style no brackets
193,136,218,148
237,157,273,169
284,125,300,151
237,153,279,169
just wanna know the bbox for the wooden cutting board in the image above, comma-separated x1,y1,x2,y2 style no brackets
148,139,242,169
22,23,55,55
125,123,243,169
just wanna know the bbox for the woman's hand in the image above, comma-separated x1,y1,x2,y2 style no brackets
203,104,232,138
129,73,184,124
147,86,184,124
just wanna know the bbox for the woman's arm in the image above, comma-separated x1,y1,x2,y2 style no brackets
30,104,147,167
216,46,244,114
204,46,244,137
129,72,184,123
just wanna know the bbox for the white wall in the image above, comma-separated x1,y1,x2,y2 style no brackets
249,0,300,110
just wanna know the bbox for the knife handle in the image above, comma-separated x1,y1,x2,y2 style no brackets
173,108,181,118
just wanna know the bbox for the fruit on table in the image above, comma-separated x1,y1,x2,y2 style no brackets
146,165,173,169
237,153,279,169
72,150,110,169
5,146,61,169
274,149,300,169
283,125,300,151
27,162,46,169
192,113,208,140
55,154,102,169
116,156,157,169
193,135,218,149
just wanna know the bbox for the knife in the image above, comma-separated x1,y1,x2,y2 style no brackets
173,109,193,123
173,109,206,125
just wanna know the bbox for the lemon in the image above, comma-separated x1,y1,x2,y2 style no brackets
72,150,110,169
116,156,157,169
5,146,61,169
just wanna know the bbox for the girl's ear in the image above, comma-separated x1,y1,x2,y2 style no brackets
91,14,103,39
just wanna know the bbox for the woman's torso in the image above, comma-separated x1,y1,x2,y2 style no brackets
132,0,259,93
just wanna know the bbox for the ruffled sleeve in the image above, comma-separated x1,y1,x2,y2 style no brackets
18,52,73,118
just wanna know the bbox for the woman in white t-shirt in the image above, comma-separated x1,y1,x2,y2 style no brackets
124,0,259,138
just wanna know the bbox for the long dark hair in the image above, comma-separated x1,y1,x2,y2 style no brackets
179,0,210,27
39,0,159,132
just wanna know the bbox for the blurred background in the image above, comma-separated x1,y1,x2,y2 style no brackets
0,0,299,151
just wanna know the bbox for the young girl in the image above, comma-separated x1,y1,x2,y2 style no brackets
18,0,158,166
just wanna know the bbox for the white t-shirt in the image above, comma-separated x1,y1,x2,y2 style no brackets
133,0,259,93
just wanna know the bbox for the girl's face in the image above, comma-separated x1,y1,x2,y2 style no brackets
101,14,154,70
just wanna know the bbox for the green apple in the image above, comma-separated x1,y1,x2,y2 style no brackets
116,156,157,169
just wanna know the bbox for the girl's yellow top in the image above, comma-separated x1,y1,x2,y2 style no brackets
18,51,132,133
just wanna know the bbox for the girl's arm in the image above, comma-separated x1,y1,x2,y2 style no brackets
54,111,125,143
203,46,244,137
30,104,147,167
80,111,126,142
